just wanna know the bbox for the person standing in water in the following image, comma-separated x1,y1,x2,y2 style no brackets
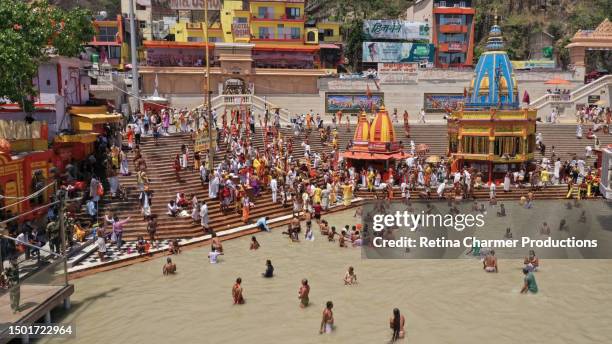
344,266,357,285
483,250,498,272
320,301,334,334
262,260,274,278
232,277,245,304
298,279,310,308
520,268,538,294
163,257,176,275
389,308,405,341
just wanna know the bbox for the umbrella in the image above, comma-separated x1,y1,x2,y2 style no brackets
425,155,441,163
544,77,570,85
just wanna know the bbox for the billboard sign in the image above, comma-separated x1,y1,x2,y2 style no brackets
363,20,430,41
511,60,556,69
325,92,384,114
151,0,221,10
377,63,418,74
423,93,464,113
363,42,434,63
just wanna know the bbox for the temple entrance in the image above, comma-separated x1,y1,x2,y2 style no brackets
223,78,248,95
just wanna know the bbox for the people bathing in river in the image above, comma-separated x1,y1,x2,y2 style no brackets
483,250,498,272
521,268,538,294
389,308,406,342
298,279,310,308
262,260,274,278
250,236,260,250
344,266,357,285
232,277,245,304
524,250,539,272
163,257,176,275
320,301,334,334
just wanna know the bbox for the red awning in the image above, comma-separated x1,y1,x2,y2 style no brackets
143,40,215,49
253,43,320,52
341,151,409,160
319,43,340,49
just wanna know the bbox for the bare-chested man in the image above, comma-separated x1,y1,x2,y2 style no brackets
319,301,334,334
298,279,310,308
483,250,498,272
163,257,176,275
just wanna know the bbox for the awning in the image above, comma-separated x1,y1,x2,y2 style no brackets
54,133,99,144
319,43,341,49
341,151,408,160
253,43,320,52
71,113,122,131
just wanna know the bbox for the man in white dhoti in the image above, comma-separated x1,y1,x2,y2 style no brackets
270,176,278,203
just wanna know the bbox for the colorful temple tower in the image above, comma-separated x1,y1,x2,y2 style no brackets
448,17,537,183
342,106,407,169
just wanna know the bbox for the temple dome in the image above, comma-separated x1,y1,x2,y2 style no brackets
353,112,370,142
369,106,395,143
465,17,519,109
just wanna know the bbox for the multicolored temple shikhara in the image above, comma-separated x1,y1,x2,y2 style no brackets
448,19,537,182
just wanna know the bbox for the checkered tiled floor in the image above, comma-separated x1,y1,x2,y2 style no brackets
73,239,189,268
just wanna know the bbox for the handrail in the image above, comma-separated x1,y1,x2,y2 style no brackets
531,75,612,108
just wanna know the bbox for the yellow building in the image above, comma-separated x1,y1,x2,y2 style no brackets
170,22,224,43
168,0,340,45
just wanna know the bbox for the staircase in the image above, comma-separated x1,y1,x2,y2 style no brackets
530,75,612,109
92,123,610,241
210,94,293,124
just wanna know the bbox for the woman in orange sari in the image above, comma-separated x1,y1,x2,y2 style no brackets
126,126,135,149
242,195,251,223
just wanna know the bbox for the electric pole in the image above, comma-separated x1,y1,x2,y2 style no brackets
129,0,140,113
204,0,214,168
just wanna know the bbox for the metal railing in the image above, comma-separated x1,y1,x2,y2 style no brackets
530,75,612,109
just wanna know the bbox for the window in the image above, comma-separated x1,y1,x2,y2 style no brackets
290,27,300,39
136,4,146,10
286,7,300,19
236,17,248,24
187,37,204,42
139,21,146,29
258,27,272,39
324,29,334,37
277,24,285,38
209,37,222,43
97,26,118,42
258,7,273,19
108,46,121,59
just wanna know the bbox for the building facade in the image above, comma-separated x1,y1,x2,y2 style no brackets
406,0,475,68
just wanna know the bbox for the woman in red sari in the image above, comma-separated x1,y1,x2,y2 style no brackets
173,154,181,181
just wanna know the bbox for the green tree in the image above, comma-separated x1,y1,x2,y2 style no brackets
0,0,94,112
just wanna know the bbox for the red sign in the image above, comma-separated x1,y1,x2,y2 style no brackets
448,43,464,51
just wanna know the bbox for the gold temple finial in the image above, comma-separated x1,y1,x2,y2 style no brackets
494,8,498,25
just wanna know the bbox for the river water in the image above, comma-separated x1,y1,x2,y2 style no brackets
44,206,612,344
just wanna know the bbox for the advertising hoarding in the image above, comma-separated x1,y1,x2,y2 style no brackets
423,93,464,113
363,42,434,63
325,92,384,114
151,0,221,10
363,20,430,40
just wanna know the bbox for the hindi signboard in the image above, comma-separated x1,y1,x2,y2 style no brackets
151,0,221,10
377,63,418,73
423,93,464,113
363,20,430,41
325,92,384,114
194,129,217,152
363,42,434,63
